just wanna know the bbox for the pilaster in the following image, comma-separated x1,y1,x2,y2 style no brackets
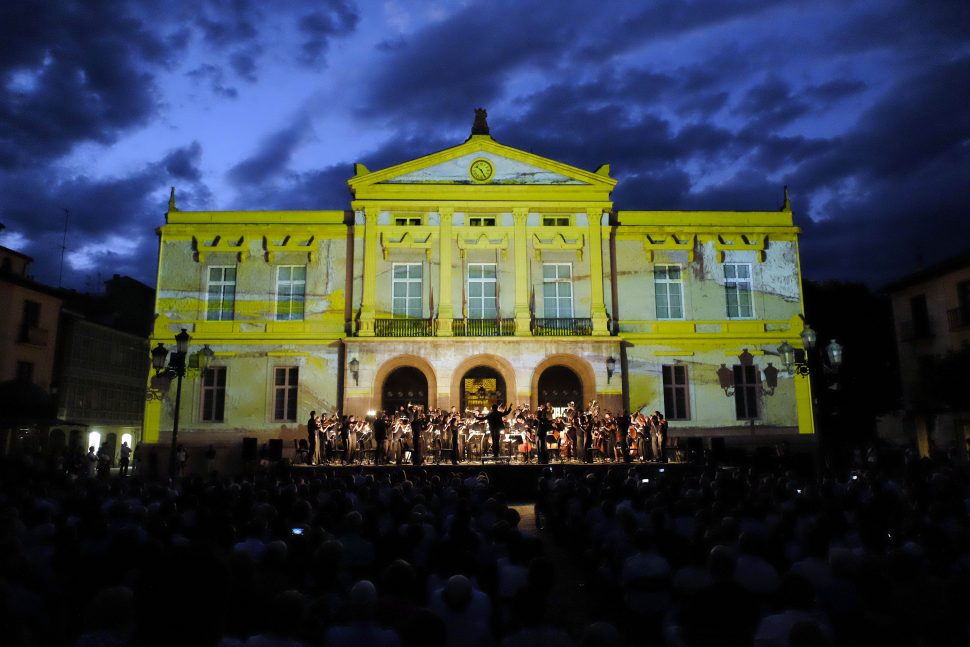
587,208,610,336
359,208,378,336
513,208,531,336
437,207,454,336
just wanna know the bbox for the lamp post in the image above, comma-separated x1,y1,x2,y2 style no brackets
150,329,209,480
606,356,617,384
777,323,844,472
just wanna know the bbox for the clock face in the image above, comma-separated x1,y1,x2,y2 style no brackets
469,158,494,182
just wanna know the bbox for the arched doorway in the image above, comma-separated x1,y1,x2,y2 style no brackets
537,365,583,416
381,366,429,415
460,366,507,413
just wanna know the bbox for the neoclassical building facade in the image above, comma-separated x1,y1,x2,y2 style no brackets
144,116,814,452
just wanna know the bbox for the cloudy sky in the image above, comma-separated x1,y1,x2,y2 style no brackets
0,0,967,291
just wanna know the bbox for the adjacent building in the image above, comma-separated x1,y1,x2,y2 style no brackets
885,250,970,456
145,114,814,458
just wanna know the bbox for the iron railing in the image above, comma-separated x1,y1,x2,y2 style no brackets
948,307,970,331
374,318,435,337
531,317,593,336
452,318,515,336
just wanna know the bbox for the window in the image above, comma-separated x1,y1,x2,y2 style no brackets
724,263,753,319
655,265,684,319
273,367,299,422
18,300,40,341
467,216,496,227
733,364,758,419
662,365,690,420
542,216,571,226
201,366,227,422
542,263,573,317
392,263,423,317
910,294,931,337
393,216,422,226
958,281,970,327
206,266,236,321
276,265,306,321
15,361,33,384
467,263,497,319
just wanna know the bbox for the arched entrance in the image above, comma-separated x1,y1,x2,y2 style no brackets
537,365,583,415
460,366,507,413
381,366,429,415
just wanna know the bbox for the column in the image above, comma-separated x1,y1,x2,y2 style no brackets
359,207,378,336
437,208,454,336
513,208,531,336
587,207,610,336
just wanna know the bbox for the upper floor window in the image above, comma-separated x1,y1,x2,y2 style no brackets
392,263,423,318
393,216,423,226
733,364,758,419
662,364,690,420
724,263,754,319
957,280,970,327
206,266,236,321
201,366,227,422
467,216,496,227
15,361,34,384
18,300,41,342
273,367,299,422
542,263,573,318
542,216,571,227
276,265,306,321
910,294,931,337
467,263,497,319
655,265,684,319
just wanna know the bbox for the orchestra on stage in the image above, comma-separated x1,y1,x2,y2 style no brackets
303,400,670,466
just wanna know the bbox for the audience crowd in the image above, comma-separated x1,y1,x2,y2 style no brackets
0,445,967,647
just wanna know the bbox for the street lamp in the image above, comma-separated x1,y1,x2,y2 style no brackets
151,328,192,480
606,356,617,384
349,357,359,386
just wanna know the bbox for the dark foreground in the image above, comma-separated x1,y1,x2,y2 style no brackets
0,447,968,647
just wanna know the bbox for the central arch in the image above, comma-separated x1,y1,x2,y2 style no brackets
449,354,517,411
382,366,429,414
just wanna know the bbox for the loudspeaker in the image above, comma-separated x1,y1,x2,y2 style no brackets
710,437,726,462
268,438,283,461
687,437,703,462
242,437,258,461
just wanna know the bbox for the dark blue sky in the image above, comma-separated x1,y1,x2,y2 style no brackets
0,0,967,290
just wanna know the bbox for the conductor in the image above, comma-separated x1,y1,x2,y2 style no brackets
477,402,513,459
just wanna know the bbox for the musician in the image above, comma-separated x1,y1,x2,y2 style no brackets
410,405,425,465
372,411,387,465
652,411,668,462
582,413,594,464
447,412,461,465
307,410,320,465
476,402,512,459
536,403,552,464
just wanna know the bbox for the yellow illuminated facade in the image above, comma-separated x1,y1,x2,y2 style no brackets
145,116,814,455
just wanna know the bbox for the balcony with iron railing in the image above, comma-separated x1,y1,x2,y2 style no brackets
452,318,515,337
531,317,593,336
374,318,435,337
948,307,970,332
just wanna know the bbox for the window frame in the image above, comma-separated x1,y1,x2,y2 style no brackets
542,263,574,318
467,216,496,227
206,266,237,321
541,215,572,227
654,264,685,320
275,265,306,321
391,262,424,318
393,216,423,226
733,364,759,420
662,364,690,420
200,366,227,423
467,263,497,319
272,366,299,422
724,263,754,319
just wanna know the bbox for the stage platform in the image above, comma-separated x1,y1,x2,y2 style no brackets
289,459,688,498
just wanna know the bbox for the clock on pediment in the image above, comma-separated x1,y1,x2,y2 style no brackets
469,158,494,183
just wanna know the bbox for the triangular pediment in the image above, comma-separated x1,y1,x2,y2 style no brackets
348,135,615,200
